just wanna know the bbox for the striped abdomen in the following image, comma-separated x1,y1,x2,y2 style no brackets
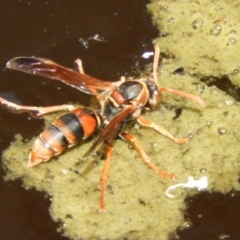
28,108,102,167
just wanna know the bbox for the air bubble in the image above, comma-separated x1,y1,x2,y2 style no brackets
200,168,207,173
210,25,222,36
206,120,212,127
227,37,236,45
230,29,237,34
192,19,203,29
217,127,227,135
182,221,192,230
188,133,193,139
161,32,169,37
233,69,239,75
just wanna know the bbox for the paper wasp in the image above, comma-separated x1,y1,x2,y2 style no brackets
0,46,205,212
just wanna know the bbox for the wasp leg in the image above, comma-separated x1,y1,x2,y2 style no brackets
99,141,114,213
153,45,160,83
31,104,76,116
160,87,205,108
119,132,175,179
137,115,189,144
95,94,105,111
0,96,76,117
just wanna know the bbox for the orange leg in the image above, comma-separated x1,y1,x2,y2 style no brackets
152,45,160,83
137,115,189,144
0,96,75,117
160,87,205,108
99,142,114,212
119,132,175,179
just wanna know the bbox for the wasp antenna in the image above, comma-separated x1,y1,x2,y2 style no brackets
160,87,205,108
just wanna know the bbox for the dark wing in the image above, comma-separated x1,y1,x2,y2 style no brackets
6,57,118,95
84,105,137,156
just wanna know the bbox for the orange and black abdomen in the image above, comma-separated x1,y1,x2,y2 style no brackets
28,108,102,167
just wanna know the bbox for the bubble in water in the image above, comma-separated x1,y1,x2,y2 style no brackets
200,168,207,173
227,37,236,45
192,19,203,29
233,68,239,75
181,221,193,230
210,25,222,36
229,29,237,35
206,120,212,127
217,127,227,135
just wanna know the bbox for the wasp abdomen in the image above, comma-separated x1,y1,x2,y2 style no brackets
52,113,84,145
28,108,101,167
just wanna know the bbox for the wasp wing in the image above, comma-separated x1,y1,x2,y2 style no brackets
6,57,118,95
84,105,137,156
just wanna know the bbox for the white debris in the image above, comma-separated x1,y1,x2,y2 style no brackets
225,99,234,106
142,51,154,59
60,169,68,175
165,176,208,198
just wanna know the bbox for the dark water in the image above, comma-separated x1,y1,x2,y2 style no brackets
0,1,240,240
177,191,240,240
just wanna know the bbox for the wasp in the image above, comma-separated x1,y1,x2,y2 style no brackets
0,46,205,212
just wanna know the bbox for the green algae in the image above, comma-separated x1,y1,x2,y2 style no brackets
148,0,240,87
3,1,240,239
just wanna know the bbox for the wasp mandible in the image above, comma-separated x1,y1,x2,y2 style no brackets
0,46,205,212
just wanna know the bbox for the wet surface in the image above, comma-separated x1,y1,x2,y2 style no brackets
177,191,240,240
0,1,157,240
1,1,240,240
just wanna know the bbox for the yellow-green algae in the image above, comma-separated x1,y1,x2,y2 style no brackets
2,0,240,239
148,0,240,87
